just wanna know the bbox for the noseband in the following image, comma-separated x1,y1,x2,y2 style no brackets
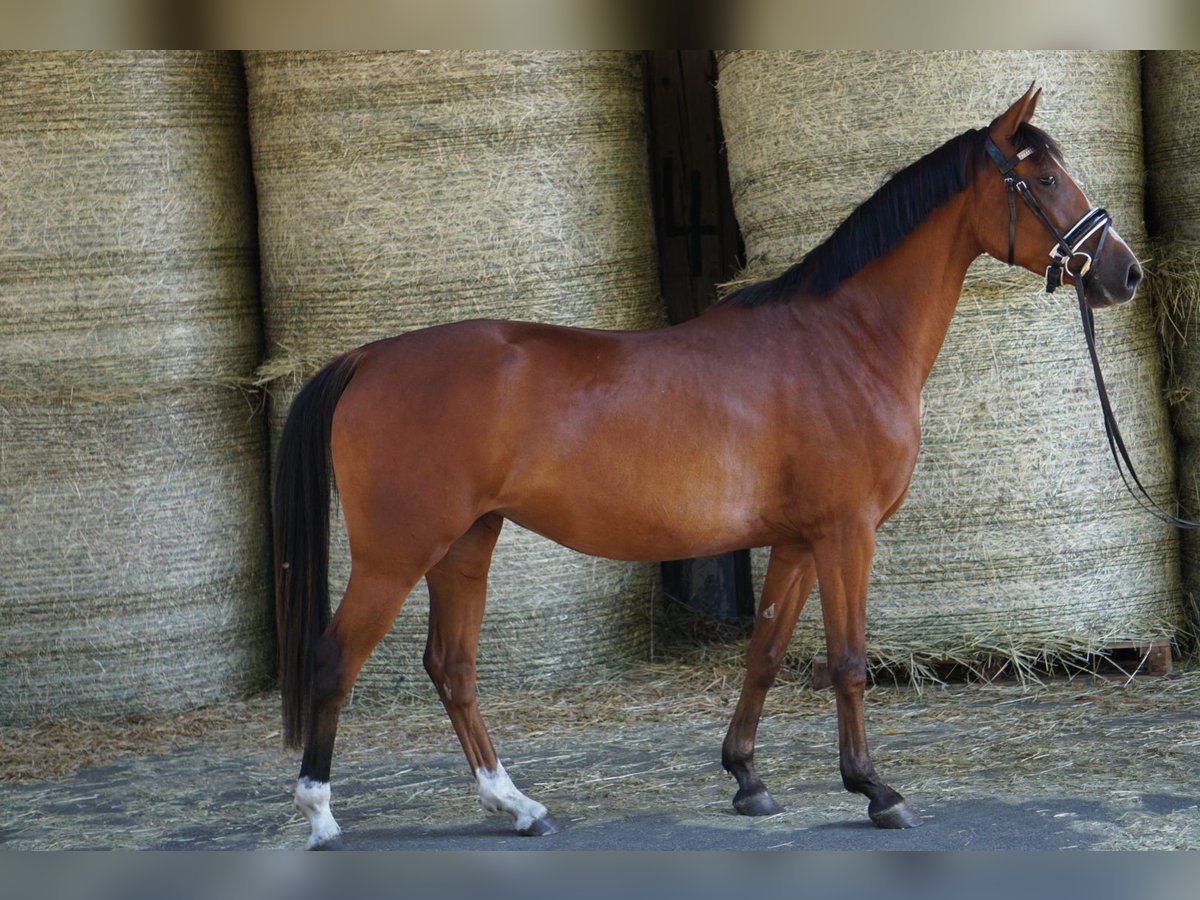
984,137,1112,293
985,134,1200,529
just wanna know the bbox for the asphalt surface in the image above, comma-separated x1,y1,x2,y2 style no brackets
330,796,1119,851
5,741,1192,851
4,674,1199,851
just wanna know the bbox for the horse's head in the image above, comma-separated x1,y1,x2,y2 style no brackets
976,84,1142,309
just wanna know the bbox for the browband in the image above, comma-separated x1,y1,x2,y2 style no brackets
984,136,1111,293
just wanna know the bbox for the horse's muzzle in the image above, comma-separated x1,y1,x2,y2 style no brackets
1083,233,1141,308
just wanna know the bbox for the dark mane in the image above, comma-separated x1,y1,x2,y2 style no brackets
720,120,1066,307
722,126,992,306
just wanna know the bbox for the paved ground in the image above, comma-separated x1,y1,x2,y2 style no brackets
1,745,1156,851
3,660,1199,851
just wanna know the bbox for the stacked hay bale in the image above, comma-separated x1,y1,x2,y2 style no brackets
0,52,270,722
717,51,1181,676
246,52,664,697
1144,51,1200,631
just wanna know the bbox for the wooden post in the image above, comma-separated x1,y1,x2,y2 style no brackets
644,51,754,619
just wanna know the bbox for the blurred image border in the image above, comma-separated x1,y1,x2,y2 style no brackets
0,0,1197,50
6,850,1197,900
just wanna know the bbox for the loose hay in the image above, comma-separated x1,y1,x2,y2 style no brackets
3,654,1199,850
245,52,666,697
716,51,1181,679
0,52,271,723
1145,52,1200,640
1144,52,1200,246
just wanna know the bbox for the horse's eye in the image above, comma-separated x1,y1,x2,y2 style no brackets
1038,174,1057,187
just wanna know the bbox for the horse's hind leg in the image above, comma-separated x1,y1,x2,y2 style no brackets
722,543,816,815
813,521,920,829
423,513,559,837
295,566,422,849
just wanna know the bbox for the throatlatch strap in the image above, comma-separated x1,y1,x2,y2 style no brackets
1005,181,1017,265
985,140,1033,265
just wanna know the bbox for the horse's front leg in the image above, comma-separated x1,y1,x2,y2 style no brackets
814,520,921,829
722,543,816,815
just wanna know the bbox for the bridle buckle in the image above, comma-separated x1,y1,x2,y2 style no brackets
1046,248,1094,293
987,135,1110,296
1066,250,1093,279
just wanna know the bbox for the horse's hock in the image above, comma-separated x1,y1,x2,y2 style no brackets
246,52,666,697
0,53,272,723
1145,51,1200,633
717,51,1183,674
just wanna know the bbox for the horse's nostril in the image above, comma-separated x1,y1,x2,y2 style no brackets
1127,262,1143,293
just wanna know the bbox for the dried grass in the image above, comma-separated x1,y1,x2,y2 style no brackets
1144,51,1200,245
715,51,1181,678
1145,52,1200,643
2,650,1198,850
244,52,666,695
0,52,271,724
0,52,262,402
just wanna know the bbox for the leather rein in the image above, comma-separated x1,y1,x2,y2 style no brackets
986,136,1200,529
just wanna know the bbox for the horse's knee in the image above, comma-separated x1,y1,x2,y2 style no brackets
827,651,867,693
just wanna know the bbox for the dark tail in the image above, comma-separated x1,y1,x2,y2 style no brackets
274,350,363,750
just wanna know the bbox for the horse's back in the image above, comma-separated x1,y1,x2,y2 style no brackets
327,319,641,547
327,317,743,557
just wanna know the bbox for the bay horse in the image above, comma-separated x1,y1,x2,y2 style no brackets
274,85,1142,848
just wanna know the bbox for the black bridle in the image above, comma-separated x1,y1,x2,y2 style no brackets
986,136,1200,529
984,137,1113,293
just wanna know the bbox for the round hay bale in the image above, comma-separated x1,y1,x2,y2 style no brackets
0,52,270,723
245,51,664,697
1144,51,1200,627
1144,52,1200,245
717,51,1181,676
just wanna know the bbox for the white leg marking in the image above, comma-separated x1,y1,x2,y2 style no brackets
475,763,548,833
295,778,342,849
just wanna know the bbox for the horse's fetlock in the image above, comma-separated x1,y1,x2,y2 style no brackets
840,757,882,796
721,737,753,773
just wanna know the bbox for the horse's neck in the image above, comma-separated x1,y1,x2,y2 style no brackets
827,191,982,393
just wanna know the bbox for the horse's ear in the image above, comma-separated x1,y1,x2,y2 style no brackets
989,82,1041,146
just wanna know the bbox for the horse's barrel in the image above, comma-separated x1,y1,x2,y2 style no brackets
246,51,665,695
0,52,271,723
717,51,1182,673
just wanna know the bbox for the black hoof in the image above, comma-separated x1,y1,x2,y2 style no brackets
869,800,922,829
733,787,783,817
308,834,345,850
518,814,560,836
